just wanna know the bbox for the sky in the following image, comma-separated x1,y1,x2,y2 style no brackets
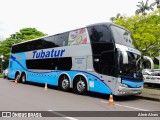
0,0,156,40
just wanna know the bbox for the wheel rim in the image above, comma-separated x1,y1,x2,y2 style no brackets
22,75,26,83
16,75,20,81
62,79,69,89
77,80,86,92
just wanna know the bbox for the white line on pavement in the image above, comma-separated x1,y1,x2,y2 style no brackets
64,117,79,120
47,110,78,120
101,101,149,111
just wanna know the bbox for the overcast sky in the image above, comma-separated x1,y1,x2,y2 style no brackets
0,0,155,40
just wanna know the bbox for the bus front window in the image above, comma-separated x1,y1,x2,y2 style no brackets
119,51,142,79
111,25,134,48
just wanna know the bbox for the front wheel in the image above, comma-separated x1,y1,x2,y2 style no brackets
74,77,87,94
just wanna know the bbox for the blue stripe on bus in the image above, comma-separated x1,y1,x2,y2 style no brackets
122,78,143,82
10,55,113,94
122,78,143,88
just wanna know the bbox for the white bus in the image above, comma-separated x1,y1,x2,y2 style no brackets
8,22,153,95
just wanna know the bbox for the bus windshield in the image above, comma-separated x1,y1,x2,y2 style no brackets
111,25,134,48
119,51,142,79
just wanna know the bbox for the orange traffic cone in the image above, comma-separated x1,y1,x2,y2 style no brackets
15,79,18,84
108,95,114,105
44,83,48,91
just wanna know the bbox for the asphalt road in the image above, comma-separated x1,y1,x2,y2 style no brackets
0,78,159,120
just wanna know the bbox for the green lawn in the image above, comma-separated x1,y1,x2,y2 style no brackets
0,74,4,78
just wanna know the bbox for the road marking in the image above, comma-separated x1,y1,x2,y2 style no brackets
64,117,78,120
47,110,78,120
101,101,149,111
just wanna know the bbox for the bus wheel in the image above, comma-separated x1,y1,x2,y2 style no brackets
21,74,26,84
15,73,21,82
74,77,87,94
59,75,70,91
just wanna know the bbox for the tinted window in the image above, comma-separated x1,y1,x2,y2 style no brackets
12,33,69,53
54,33,69,47
26,58,58,70
26,57,72,70
58,57,72,70
88,25,113,43
111,26,134,48
91,43,114,55
87,25,115,76
93,51,116,76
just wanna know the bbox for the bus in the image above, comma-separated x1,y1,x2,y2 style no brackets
8,22,153,96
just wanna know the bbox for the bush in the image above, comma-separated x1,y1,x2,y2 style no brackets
0,74,4,78
154,64,159,69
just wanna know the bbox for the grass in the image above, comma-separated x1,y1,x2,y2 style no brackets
0,73,4,78
154,64,159,69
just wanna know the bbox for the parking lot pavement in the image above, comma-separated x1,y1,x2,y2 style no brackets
137,84,160,102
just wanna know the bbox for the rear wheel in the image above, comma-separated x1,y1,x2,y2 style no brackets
147,84,152,87
59,75,70,91
21,74,26,84
74,77,87,94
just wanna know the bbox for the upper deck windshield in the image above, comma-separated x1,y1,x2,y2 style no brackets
111,25,134,48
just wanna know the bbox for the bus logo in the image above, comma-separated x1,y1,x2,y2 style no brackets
32,49,65,59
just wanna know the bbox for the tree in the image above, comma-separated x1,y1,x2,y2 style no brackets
155,0,160,8
135,0,155,15
9,28,47,42
0,28,46,69
110,13,124,22
113,10,160,58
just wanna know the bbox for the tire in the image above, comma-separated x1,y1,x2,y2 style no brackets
4,75,6,79
59,75,70,91
21,74,26,84
74,77,87,94
15,73,21,82
147,84,152,87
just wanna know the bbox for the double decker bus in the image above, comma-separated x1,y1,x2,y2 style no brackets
8,23,153,95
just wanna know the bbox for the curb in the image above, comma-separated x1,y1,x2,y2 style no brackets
137,95,160,102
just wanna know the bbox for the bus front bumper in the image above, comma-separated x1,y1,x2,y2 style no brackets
114,85,143,96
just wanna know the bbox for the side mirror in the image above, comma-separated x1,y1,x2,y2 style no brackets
142,56,154,69
121,51,128,64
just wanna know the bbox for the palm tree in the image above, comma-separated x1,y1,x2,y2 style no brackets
155,0,160,8
149,0,160,8
135,0,155,15
150,0,160,15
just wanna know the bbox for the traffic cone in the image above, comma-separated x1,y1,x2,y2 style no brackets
108,95,114,105
44,83,48,91
15,78,18,84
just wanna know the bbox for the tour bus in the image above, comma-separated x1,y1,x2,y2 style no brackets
8,22,153,96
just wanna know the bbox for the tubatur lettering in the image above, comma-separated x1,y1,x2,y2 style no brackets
32,49,65,59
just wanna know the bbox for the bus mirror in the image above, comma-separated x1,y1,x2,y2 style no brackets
121,51,128,64
142,56,154,69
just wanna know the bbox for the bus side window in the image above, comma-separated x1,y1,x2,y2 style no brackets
100,51,115,76
58,57,72,70
87,25,113,43
54,33,69,47
43,36,57,48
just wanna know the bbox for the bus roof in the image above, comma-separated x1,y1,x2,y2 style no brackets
12,22,126,46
